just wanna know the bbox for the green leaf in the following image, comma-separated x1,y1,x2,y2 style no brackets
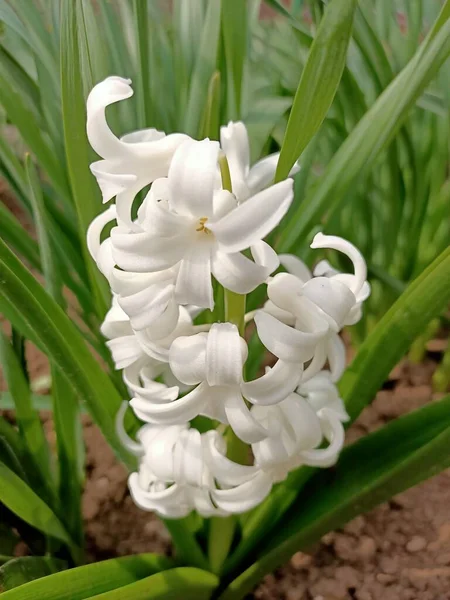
25,154,85,547
133,0,152,127
221,395,450,600
0,204,40,270
0,331,53,497
0,554,173,600
278,2,450,252
0,238,135,471
0,557,67,592
0,70,69,200
88,567,219,600
275,0,357,182
0,462,80,562
184,0,221,137
60,0,109,319
341,245,450,421
221,0,247,120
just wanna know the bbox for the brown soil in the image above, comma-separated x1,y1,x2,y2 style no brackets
1,238,449,598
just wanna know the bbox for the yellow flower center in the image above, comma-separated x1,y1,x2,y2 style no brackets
196,217,211,234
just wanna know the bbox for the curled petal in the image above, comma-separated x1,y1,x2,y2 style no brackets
204,430,258,486
205,323,246,387
211,471,272,513
87,76,134,158
116,401,144,456
86,204,117,267
311,233,367,296
255,311,327,363
299,408,345,467
327,334,346,382
128,473,190,518
302,277,356,330
241,360,302,406
124,362,179,403
279,253,312,283
212,241,279,295
210,179,294,253
90,161,137,204
169,333,208,385
168,138,220,218
223,388,269,443
111,226,187,272
106,334,143,370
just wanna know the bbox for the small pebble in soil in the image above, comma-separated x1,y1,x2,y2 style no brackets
406,536,427,553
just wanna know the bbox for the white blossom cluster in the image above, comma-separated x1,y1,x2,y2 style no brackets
86,77,370,518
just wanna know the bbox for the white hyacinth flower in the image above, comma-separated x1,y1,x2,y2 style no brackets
127,322,303,444
86,76,189,227
261,232,370,382
220,121,300,202
252,370,348,481
110,138,292,310
117,408,272,518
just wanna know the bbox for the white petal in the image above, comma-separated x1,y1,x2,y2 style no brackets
212,189,237,220
205,323,246,387
106,335,143,370
174,245,213,309
115,401,145,455
124,362,179,403
241,360,302,406
223,388,269,443
119,281,175,331
302,277,356,330
131,381,209,425
220,121,250,200
211,242,278,294
168,138,220,218
120,128,166,144
255,311,326,363
247,154,300,196
87,76,134,158
128,473,190,517
327,334,346,382
142,299,180,340
111,226,186,272
210,179,293,253
169,332,208,385
311,233,367,296
90,161,137,203
211,471,272,513
279,254,312,283
299,409,345,467
86,205,117,262
204,430,258,486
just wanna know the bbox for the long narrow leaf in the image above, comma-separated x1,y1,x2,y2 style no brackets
275,0,357,181
278,3,450,251
0,463,80,563
0,554,173,600
60,0,109,319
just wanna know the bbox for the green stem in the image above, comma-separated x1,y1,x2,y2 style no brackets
207,155,248,574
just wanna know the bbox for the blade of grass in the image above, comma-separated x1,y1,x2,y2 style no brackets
25,155,85,548
133,0,152,127
60,0,109,320
274,0,357,181
278,3,450,252
0,554,173,600
222,0,247,120
0,462,81,564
